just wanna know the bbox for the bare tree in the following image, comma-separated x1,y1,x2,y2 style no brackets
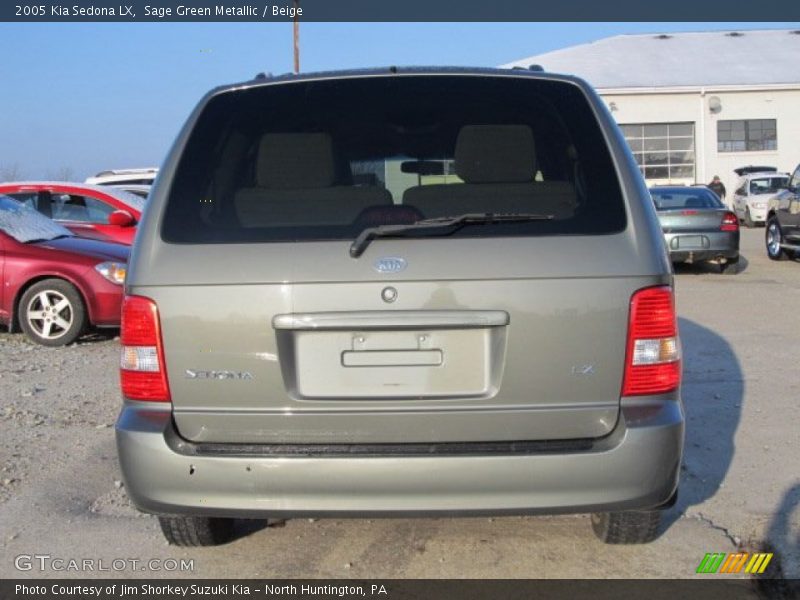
0,163,24,182
46,166,76,181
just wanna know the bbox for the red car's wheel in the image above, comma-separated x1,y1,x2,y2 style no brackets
19,279,87,346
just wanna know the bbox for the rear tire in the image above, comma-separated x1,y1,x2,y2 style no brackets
158,516,235,546
591,510,662,544
744,209,754,228
766,217,788,261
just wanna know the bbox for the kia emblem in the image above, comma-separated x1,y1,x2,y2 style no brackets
373,257,407,274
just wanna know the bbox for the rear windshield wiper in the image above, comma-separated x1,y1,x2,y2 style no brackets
349,212,554,258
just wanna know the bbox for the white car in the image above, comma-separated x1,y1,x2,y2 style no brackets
732,168,789,227
85,168,158,187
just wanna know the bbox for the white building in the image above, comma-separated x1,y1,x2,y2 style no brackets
503,29,800,200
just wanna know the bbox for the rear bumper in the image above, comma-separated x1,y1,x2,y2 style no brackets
747,207,768,223
664,231,738,263
116,395,684,518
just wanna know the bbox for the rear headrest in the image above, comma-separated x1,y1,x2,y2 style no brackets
455,125,536,184
256,133,336,189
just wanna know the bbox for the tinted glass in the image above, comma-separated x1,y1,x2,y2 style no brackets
791,167,800,191
650,188,724,210
99,188,146,212
120,188,149,199
99,178,154,187
5,192,40,210
51,194,115,224
162,75,626,244
749,177,788,195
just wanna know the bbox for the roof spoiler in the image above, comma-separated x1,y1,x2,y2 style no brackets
733,165,778,176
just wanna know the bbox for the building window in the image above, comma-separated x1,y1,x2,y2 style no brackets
717,119,777,152
619,122,695,182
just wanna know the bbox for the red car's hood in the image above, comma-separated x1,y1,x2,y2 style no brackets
33,235,130,263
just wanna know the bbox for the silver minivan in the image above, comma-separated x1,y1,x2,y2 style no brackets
116,68,684,546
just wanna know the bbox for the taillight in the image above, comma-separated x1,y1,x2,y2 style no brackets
622,286,681,397
721,212,739,232
120,295,170,402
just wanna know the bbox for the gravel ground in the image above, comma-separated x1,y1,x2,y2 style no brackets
0,228,797,587
0,332,120,506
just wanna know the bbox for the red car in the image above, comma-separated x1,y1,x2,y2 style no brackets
0,196,129,346
0,181,145,245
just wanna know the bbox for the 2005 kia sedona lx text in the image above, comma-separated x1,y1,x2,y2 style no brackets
116,68,684,546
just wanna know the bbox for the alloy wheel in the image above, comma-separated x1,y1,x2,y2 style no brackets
25,290,73,340
767,222,782,257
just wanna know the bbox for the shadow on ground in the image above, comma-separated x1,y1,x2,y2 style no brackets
672,254,750,276
662,318,744,531
753,484,800,597
76,328,119,344
1,325,118,346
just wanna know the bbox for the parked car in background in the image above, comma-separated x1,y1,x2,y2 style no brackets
117,68,683,547
85,169,157,201
765,163,800,261
650,185,740,273
85,168,158,187
0,182,144,245
0,196,128,346
731,167,789,228
111,184,150,199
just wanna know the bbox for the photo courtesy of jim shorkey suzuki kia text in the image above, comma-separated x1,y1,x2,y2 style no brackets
14,584,388,596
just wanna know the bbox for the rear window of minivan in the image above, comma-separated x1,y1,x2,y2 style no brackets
162,74,626,244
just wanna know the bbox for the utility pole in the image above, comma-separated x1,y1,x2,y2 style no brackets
293,0,300,73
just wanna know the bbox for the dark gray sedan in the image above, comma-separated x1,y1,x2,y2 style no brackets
650,186,740,274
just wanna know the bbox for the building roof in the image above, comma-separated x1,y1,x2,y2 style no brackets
502,29,800,90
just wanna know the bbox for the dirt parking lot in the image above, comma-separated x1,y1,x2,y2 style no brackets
0,228,798,584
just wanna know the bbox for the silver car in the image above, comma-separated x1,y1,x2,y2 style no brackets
116,68,683,546
650,186,740,274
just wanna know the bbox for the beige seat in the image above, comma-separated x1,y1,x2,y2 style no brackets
234,133,391,228
403,125,577,219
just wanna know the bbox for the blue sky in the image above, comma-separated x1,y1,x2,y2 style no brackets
1,22,797,180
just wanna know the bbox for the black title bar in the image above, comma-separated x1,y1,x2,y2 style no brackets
0,579,770,600
3,0,800,22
